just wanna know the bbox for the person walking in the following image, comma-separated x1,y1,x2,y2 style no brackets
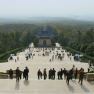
52,68,56,80
37,69,42,80
9,69,13,79
60,68,63,79
70,68,73,80
16,67,20,82
57,70,61,79
43,68,47,80
74,68,78,79
24,67,29,80
66,71,71,85
63,68,67,80
49,69,52,79
78,69,84,85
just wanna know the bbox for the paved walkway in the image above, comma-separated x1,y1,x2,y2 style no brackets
0,43,93,94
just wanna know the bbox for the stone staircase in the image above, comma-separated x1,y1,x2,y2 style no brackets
0,79,94,94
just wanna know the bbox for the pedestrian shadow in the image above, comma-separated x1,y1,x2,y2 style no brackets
15,82,20,90
80,84,90,92
71,80,77,84
67,85,75,93
24,80,30,86
87,81,94,85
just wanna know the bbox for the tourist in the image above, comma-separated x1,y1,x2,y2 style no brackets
15,59,16,62
37,69,42,80
52,68,56,80
70,68,73,80
19,71,22,79
74,68,78,79
49,69,52,79
9,69,13,79
16,67,20,82
57,70,61,79
78,69,84,85
88,68,90,72
24,67,29,80
63,68,67,79
40,71,42,79
66,70,71,85
60,68,63,79
17,57,19,61
43,68,47,80
49,59,51,62
73,64,75,70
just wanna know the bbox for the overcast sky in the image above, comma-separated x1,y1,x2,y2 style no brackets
0,0,94,18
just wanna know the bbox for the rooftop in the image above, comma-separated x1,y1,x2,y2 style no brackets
36,30,54,39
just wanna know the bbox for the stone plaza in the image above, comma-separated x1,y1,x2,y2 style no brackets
0,43,94,94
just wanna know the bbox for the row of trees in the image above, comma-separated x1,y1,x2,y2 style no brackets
67,29,94,56
0,31,35,54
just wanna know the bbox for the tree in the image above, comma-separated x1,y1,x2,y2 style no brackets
80,44,88,53
15,31,21,48
85,43,94,56
51,38,55,46
77,30,82,43
33,38,38,47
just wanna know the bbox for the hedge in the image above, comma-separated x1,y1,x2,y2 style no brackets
0,47,24,62
64,47,94,64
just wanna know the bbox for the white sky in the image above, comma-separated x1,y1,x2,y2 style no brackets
0,0,94,18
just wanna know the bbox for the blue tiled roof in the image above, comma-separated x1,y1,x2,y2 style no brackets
36,30,54,39
41,31,49,35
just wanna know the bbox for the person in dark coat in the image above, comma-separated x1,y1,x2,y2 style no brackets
37,69,42,79
57,70,61,79
49,69,52,79
70,68,73,80
52,68,56,80
16,67,20,82
74,68,78,79
40,71,42,79
19,71,22,79
63,68,67,79
43,68,47,80
24,67,29,80
60,68,63,79
66,71,71,85
9,69,13,79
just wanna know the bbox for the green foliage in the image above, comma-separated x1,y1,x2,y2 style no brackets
51,38,55,46
61,38,67,46
64,47,94,64
46,25,57,35
80,58,89,63
76,44,82,51
85,43,94,56
80,44,88,53
0,60,6,63
0,47,23,60
33,38,38,47
57,36,63,43
53,35,60,42
67,41,74,48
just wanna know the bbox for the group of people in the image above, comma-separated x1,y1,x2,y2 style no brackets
37,67,84,85
37,68,56,80
9,67,29,82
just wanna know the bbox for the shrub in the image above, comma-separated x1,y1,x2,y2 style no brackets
80,44,88,53
76,44,82,51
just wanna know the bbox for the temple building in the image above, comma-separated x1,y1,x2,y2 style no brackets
36,30,54,47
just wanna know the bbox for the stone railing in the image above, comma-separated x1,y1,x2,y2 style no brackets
0,74,8,79
87,73,94,81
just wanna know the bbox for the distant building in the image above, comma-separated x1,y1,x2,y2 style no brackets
36,30,54,47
